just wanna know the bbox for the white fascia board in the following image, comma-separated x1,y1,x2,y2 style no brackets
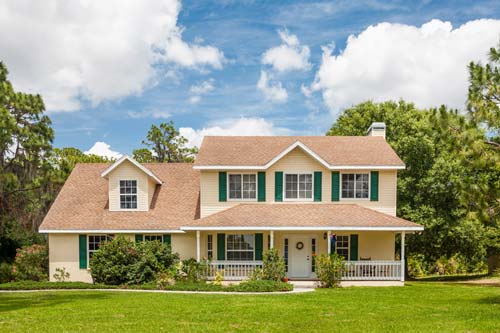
181,226,424,231
101,155,162,184
193,165,406,171
264,141,332,169
39,229,185,234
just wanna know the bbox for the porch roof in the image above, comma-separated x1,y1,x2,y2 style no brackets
182,204,423,231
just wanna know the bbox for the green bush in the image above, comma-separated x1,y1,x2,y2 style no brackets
261,248,286,281
0,281,117,290
226,280,293,292
128,240,179,284
0,262,14,283
407,254,426,278
90,236,138,285
315,253,346,288
170,258,209,282
12,244,48,281
89,236,179,285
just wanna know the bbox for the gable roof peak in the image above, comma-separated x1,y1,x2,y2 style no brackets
100,155,162,184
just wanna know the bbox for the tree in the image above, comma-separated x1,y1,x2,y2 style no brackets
132,148,154,163
327,101,489,270
0,61,54,261
137,121,197,163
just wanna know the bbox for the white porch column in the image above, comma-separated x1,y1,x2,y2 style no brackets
270,230,274,249
400,231,405,282
196,230,201,262
327,231,331,255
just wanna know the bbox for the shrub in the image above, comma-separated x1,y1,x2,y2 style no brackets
248,267,263,281
53,267,70,282
156,270,176,289
315,253,346,288
172,258,209,282
407,254,425,278
89,236,138,285
226,280,293,292
261,248,286,281
12,244,48,281
212,270,224,286
90,236,180,285
0,262,14,283
128,240,179,284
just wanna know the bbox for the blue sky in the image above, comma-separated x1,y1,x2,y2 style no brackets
1,0,500,157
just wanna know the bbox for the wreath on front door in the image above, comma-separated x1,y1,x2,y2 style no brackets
296,241,304,250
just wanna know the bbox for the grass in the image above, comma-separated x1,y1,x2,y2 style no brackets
0,282,499,332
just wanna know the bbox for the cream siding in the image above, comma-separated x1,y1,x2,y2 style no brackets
200,147,397,217
108,160,150,211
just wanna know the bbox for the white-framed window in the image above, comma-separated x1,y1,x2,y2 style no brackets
335,235,349,259
207,234,213,259
88,235,112,261
284,173,313,200
341,173,369,199
120,180,137,209
228,174,256,200
226,234,254,261
144,235,163,242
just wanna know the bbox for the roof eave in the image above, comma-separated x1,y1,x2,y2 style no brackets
101,155,163,184
180,226,423,231
193,165,406,170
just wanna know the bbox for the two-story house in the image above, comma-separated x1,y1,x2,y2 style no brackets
40,122,423,285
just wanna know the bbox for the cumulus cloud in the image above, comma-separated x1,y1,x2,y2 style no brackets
257,71,288,103
179,117,292,148
306,19,500,115
262,28,311,72
127,109,171,119
84,142,122,159
0,0,224,112
189,78,215,103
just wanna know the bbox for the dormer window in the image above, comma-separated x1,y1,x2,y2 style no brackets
120,180,137,209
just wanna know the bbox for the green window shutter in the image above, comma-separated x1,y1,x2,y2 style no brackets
79,235,87,269
255,233,263,260
314,171,322,202
258,172,266,202
218,172,227,202
370,171,379,201
275,171,283,202
135,234,143,243
217,233,225,260
331,171,340,201
163,234,171,246
350,234,359,261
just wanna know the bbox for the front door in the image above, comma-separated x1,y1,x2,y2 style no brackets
289,237,311,278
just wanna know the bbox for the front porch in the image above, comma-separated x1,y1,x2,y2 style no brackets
190,229,409,282
206,259,404,282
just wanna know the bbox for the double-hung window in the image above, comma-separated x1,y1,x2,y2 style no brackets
207,234,213,259
120,180,137,209
285,173,312,200
88,235,111,261
228,174,256,200
341,174,369,199
335,235,349,259
144,235,162,242
226,234,254,261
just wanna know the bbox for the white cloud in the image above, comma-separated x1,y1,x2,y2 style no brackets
188,78,215,103
257,71,288,103
127,109,171,119
306,19,500,115
262,28,311,72
0,0,224,112
189,79,215,95
179,117,292,148
84,142,122,159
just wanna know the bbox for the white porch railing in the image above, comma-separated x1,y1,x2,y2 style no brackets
208,261,263,281
342,260,402,281
207,260,402,281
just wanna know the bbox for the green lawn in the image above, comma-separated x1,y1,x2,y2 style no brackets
0,282,499,332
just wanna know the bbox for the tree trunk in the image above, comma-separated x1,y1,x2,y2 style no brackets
488,254,500,274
